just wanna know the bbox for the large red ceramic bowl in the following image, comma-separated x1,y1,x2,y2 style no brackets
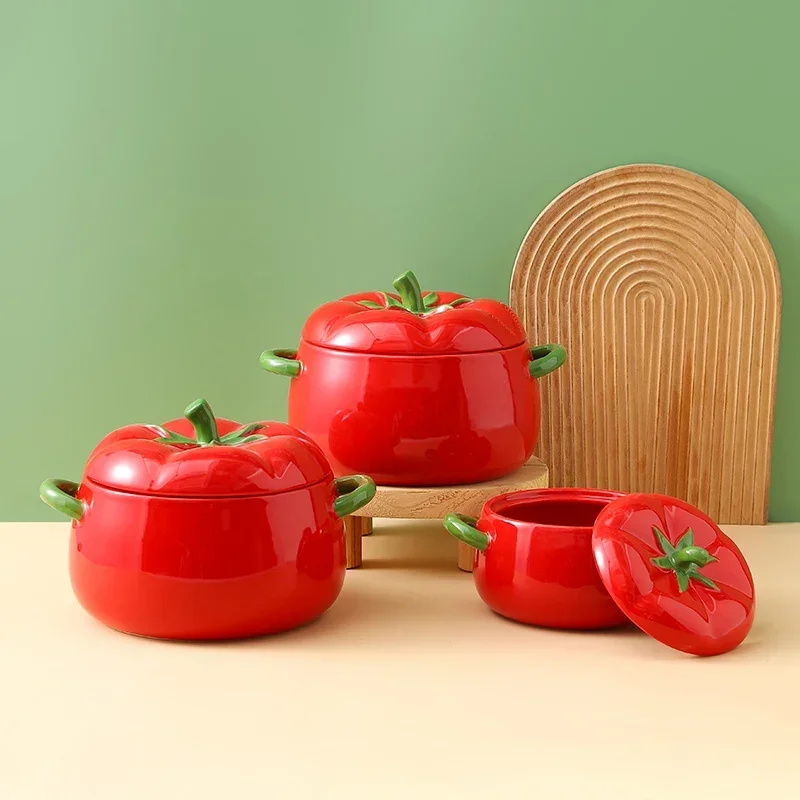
260,270,566,486
39,399,375,641
443,488,629,629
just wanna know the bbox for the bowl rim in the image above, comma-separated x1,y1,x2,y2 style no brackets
483,487,627,529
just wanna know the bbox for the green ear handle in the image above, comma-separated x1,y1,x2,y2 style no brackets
333,475,377,517
39,479,84,521
442,513,490,551
259,348,302,378
528,343,567,379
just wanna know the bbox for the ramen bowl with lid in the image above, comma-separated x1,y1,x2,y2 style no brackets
444,488,757,656
260,269,566,486
39,398,375,640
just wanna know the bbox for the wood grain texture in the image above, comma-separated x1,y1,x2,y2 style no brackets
350,457,549,519
511,164,781,524
344,516,372,569
457,542,476,572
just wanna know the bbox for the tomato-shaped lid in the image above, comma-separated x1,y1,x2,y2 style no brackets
301,270,527,355
592,493,755,656
83,398,333,497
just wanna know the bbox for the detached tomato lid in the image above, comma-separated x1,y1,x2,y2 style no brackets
301,270,528,355
83,398,333,497
591,493,755,657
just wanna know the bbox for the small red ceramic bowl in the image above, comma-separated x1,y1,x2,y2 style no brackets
443,488,629,629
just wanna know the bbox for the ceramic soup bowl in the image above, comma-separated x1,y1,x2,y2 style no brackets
260,269,565,486
443,488,629,629
39,398,375,641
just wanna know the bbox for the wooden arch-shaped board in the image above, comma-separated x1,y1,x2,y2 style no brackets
511,164,781,524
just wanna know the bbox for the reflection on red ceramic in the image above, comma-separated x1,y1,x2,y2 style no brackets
301,289,527,355
69,480,345,640
444,488,629,629
84,416,332,497
260,270,566,486
290,343,538,486
592,493,756,656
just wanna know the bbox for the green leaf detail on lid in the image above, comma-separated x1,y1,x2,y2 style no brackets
155,399,266,448
356,274,471,313
650,525,720,593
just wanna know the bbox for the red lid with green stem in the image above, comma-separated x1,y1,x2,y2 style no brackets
592,493,756,657
300,269,529,355
83,398,333,497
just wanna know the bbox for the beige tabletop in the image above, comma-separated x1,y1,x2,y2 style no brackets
1,520,798,799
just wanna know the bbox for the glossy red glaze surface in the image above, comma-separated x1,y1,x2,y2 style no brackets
303,292,526,355
470,489,629,629
85,417,331,496
288,341,539,485
592,493,755,656
70,478,345,640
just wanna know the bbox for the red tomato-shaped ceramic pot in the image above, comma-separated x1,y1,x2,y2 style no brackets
443,488,629,629
260,271,566,486
39,399,375,640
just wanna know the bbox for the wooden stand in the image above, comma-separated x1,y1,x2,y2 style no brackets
343,457,549,571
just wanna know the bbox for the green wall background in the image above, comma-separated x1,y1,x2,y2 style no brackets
2,0,799,521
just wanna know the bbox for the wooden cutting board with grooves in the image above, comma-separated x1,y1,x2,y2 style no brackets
510,164,781,524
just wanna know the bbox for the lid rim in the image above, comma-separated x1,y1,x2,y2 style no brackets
82,474,333,500
300,339,527,357
481,488,626,528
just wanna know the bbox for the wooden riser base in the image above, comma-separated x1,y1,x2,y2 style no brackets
343,457,549,571
344,517,373,569
457,542,475,572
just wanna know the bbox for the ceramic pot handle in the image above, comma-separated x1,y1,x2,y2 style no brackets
259,348,302,378
442,513,490,551
528,343,566,379
333,475,376,517
39,479,85,521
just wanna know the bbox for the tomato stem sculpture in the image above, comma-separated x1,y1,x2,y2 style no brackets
154,399,263,447
650,527,719,593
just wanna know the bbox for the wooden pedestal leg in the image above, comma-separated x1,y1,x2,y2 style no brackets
360,517,373,538
457,542,475,572
345,517,373,569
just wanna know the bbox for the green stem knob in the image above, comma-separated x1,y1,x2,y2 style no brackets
671,546,716,568
184,398,220,445
650,526,720,593
393,270,425,313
